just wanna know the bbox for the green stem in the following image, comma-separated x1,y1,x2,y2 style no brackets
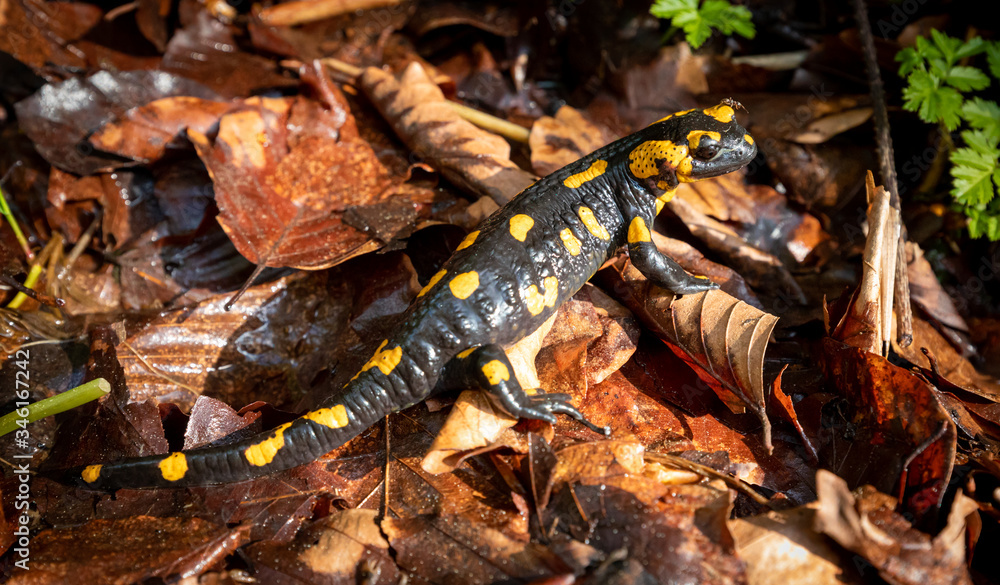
0,183,33,261
0,378,110,437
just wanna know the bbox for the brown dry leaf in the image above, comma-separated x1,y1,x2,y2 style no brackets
894,318,1000,402
258,0,404,27
6,517,248,584
906,242,968,332
822,337,957,523
192,95,425,269
814,470,977,585
246,509,400,583
832,173,899,354
89,97,235,163
730,504,864,585
789,106,873,144
608,260,779,451
359,62,536,205
382,514,573,583
529,105,615,176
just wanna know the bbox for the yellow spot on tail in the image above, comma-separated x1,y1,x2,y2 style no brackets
482,360,510,385
457,347,477,359
524,276,560,316
686,130,721,150
744,134,754,145
654,109,695,124
577,207,610,240
357,340,403,377
159,452,188,482
655,190,677,215
82,464,102,483
449,271,480,299
628,140,690,180
509,215,535,242
305,405,349,429
560,228,582,256
704,104,734,123
417,270,446,297
245,422,292,467
628,217,652,244
563,159,607,188
524,387,538,396
456,230,479,251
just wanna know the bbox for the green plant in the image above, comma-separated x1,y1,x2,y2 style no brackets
897,30,1000,240
650,0,755,50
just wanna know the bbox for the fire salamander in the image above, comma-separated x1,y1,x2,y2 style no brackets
69,100,757,489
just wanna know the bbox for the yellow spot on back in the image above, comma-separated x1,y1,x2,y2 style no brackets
523,276,560,316
686,130,721,150
159,452,188,482
703,104,734,123
305,405,349,429
482,360,510,385
655,190,676,215
82,464,102,484
449,271,480,299
628,140,690,180
577,207,610,240
358,340,403,377
563,159,608,188
417,270,446,297
457,347,477,359
509,215,535,242
245,422,292,466
628,217,652,244
654,109,695,124
744,134,754,145
456,230,479,251
560,228,582,256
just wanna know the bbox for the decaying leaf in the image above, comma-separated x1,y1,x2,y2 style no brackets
192,94,430,269
606,260,779,451
822,337,957,524
359,62,536,204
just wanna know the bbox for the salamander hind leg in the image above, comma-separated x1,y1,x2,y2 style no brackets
442,345,609,435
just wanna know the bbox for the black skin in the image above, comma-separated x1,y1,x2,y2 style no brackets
65,102,757,489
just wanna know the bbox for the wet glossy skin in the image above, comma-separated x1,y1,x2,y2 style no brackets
71,102,757,489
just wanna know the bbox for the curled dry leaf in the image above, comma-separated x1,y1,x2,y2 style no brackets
0,0,101,72
608,260,779,451
832,174,899,355
358,62,536,205
814,470,977,585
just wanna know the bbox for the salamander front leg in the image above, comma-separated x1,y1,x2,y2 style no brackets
441,344,609,435
626,215,719,294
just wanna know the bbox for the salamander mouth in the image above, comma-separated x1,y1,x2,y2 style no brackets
687,139,757,179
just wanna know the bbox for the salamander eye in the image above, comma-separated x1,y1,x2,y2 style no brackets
692,143,721,160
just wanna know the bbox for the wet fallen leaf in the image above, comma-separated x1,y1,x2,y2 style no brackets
14,70,219,175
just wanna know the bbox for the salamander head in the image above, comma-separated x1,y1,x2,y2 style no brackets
626,99,757,190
